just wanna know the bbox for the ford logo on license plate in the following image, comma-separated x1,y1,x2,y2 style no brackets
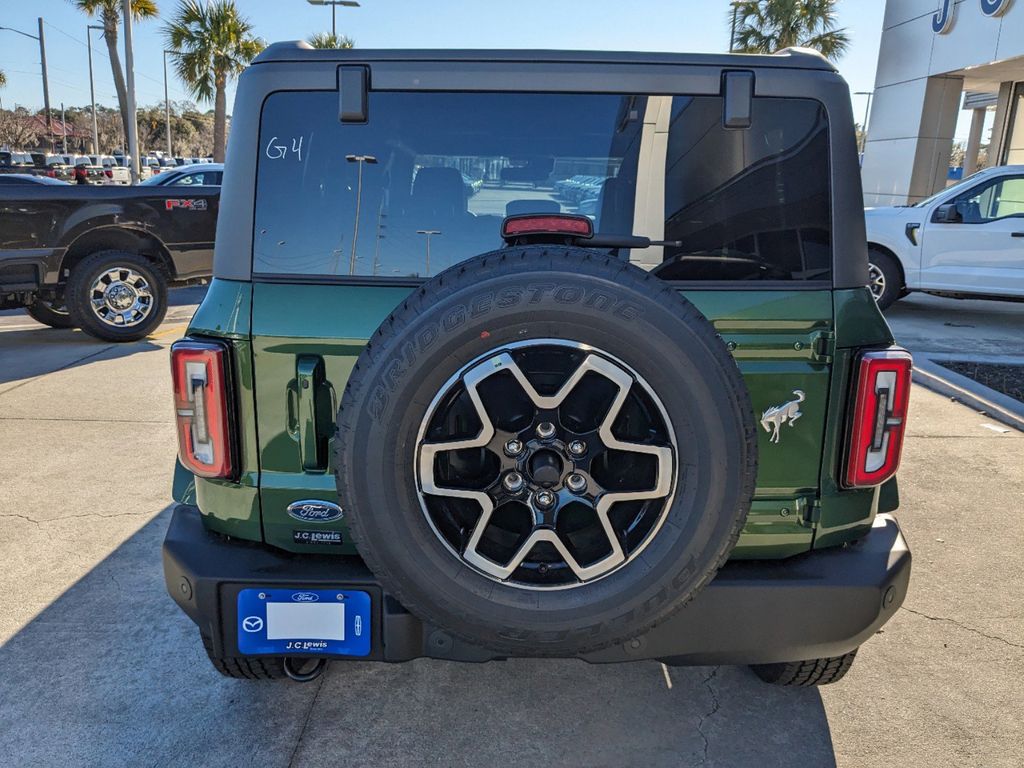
287,500,344,523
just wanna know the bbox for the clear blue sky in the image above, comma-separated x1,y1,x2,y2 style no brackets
1,0,885,124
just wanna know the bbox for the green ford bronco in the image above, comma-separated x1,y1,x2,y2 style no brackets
164,45,913,685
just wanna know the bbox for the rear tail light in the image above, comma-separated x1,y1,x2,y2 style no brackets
844,348,912,488
171,340,235,479
104,169,113,178
46,169,55,177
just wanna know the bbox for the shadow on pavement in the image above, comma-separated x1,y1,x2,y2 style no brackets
167,285,208,307
0,508,837,768
0,328,162,387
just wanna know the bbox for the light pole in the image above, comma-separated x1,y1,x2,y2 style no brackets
306,0,360,38
87,24,102,155
0,19,51,148
373,206,387,276
163,50,174,157
417,230,441,276
346,153,377,275
855,91,873,154
122,1,140,182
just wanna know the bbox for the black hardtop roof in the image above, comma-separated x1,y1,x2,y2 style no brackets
253,43,836,72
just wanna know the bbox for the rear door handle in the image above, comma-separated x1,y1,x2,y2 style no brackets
1012,232,1024,238
296,356,327,471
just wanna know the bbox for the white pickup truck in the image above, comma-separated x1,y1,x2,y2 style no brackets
864,165,1024,308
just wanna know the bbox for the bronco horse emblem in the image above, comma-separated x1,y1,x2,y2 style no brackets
760,390,806,444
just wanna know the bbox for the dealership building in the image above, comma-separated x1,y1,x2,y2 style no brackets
862,0,1024,205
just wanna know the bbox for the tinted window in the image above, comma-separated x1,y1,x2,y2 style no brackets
253,90,831,282
657,97,831,282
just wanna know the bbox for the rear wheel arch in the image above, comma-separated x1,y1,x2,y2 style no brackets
60,226,175,282
867,243,907,291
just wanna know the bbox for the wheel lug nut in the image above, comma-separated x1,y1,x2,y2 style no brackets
503,472,525,493
504,439,524,457
534,490,556,509
536,422,556,440
566,474,587,493
568,440,587,457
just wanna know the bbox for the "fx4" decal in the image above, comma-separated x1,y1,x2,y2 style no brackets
165,198,208,211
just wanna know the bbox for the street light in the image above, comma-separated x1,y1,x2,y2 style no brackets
855,91,874,154
306,0,360,37
373,207,387,276
163,50,174,157
87,24,103,155
416,230,442,276
346,153,377,275
0,19,51,148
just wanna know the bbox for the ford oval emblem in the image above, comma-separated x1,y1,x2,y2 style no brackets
292,592,319,602
287,500,344,523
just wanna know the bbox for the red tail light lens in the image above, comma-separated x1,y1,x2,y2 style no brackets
105,169,113,178
844,348,912,488
46,169,55,177
171,340,234,479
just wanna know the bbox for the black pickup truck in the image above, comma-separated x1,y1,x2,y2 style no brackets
0,183,218,341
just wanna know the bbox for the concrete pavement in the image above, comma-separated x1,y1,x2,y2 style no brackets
885,292,1024,356
0,306,1021,767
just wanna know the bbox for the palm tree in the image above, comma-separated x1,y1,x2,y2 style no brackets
0,70,7,88
731,0,850,61
163,0,264,162
69,1,158,147
307,32,354,49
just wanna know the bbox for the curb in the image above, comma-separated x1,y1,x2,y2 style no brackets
912,357,1024,433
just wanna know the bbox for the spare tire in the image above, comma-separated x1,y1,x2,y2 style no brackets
335,247,757,656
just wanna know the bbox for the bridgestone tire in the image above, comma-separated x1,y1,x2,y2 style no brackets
334,247,758,656
750,649,859,686
25,299,75,329
66,250,168,342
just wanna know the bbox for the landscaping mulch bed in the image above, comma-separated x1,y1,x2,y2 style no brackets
936,361,1024,403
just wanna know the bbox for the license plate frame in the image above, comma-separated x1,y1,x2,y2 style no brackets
236,588,371,657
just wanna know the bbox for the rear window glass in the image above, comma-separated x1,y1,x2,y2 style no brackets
254,90,831,283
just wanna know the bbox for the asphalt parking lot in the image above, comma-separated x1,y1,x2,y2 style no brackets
0,292,1021,768
885,292,1024,356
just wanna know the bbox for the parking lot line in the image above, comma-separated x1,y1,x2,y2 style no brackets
148,325,188,340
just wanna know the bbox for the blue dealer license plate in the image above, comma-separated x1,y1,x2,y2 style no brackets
236,588,371,657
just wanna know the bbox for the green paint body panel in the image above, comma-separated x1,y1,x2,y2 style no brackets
177,278,896,560
172,279,263,540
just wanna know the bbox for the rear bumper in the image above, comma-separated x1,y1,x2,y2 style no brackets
163,504,911,666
